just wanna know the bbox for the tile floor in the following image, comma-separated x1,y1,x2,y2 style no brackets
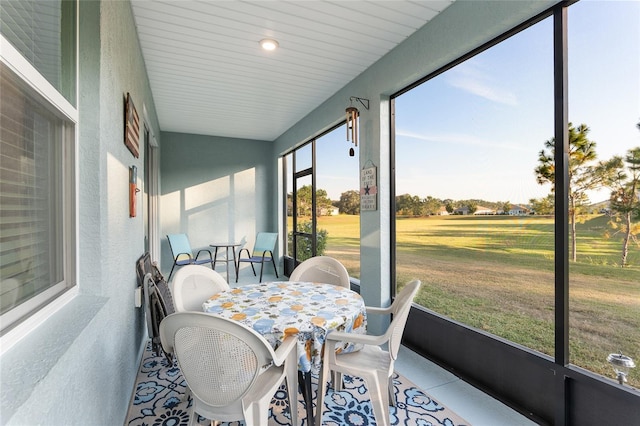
229,266,539,426
395,346,537,426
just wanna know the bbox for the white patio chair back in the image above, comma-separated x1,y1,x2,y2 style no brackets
171,265,230,312
289,256,350,288
160,312,298,425
316,280,422,426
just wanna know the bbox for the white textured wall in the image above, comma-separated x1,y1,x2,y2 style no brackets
1,1,161,424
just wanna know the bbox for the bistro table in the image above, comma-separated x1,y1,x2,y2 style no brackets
208,242,240,283
202,281,367,426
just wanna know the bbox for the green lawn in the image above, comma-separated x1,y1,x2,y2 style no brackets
310,213,640,388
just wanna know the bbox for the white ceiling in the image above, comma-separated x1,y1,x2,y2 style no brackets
130,1,455,141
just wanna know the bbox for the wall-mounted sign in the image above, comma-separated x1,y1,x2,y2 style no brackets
124,92,140,158
360,164,377,211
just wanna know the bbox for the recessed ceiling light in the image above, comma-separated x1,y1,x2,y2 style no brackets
259,39,279,51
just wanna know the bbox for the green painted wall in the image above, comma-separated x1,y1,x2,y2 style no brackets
159,132,276,277
1,1,161,423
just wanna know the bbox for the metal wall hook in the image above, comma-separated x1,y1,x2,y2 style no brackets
349,96,369,110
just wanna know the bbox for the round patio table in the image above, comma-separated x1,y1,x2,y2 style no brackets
203,281,367,426
208,242,240,282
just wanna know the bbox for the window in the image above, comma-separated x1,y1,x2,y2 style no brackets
316,125,360,278
567,0,639,387
393,0,639,390
394,16,555,355
284,124,360,278
0,0,76,105
1,0,77,334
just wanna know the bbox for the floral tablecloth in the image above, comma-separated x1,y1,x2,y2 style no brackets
202,281,367,373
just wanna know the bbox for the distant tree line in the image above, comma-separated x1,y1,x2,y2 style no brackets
288,186,361,216
287,186,334,217
288,121,639,267
291,185,521,218
394,195,514,217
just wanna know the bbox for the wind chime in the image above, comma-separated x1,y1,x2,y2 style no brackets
346,97,369,156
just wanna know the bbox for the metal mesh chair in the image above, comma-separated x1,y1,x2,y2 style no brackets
167,234,214,281
236,232,278,282
316,280,422,426
289,256,350,288
160,312,298,426
143,272,175,363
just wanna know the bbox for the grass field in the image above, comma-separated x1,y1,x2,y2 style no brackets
306,213,640,388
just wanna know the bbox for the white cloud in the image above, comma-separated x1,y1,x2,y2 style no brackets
396,129,529,152
446,63,518,106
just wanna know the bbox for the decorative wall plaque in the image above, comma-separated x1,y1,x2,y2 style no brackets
124,92,140,158
360,164,377,211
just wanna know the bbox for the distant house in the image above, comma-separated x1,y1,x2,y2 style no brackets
319,206,339,216
474,206,495,215
454,205,495,215
437,206,449,216
453,206,469,215
508,205,530,215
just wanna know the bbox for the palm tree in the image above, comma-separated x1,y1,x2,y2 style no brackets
535,123,599,262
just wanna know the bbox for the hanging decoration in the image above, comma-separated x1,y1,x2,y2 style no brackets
360,160,377,211
129,165,140,217
346,97,369,156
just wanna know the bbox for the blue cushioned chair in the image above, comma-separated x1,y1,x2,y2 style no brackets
236,232,278,282
167,234,214,281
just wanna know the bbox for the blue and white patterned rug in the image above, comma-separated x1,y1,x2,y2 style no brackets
126,341,470,426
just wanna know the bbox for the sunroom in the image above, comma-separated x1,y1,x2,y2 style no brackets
1,1,638,425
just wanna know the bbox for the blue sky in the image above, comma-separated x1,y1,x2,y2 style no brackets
317,1,639,204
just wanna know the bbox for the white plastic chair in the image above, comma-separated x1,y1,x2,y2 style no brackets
160,312,298,426
171,265,230,312
289,256,350,288
316,280,422,426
